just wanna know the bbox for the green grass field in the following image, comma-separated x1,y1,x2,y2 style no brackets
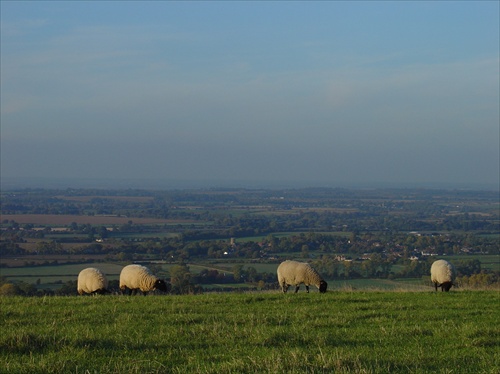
1,291,498,373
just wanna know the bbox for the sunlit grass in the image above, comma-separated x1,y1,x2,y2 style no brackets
1,291,499,373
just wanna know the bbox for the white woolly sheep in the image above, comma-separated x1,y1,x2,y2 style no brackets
119,264,168,296
277,260,327,293
430,259,456,292
77,267,109,295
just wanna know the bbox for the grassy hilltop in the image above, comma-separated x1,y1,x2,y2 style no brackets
1,291,499,373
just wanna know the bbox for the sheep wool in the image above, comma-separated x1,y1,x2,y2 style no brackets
120,264,168,295
77,267,109,295
430,259,456,292
277,260,327,293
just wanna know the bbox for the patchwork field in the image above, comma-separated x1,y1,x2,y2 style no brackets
1,214,193,225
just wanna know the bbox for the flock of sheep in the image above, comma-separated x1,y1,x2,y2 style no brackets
77,259,457,295
77,264,168,295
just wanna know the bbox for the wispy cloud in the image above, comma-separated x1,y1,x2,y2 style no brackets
0,18,49,36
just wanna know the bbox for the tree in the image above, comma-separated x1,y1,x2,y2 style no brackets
56,281,77,295
0,283,18,296
232,265,243,282
16,281,38,296
361,259,377,278
245,267,258,283
170,264,192,294
97,226,109,239
301,245,309,258
343,261,352,278
456,259,481,276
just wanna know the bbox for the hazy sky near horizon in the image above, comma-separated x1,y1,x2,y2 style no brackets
1,1,499,189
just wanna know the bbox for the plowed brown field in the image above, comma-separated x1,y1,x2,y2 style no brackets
1,214,193,225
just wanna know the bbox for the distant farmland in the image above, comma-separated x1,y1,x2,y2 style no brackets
54,195,154,203
1,214,194,226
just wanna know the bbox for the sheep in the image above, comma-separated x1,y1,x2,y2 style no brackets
430,259,456,292
277,260,327,293
119,264,168,295
77,267,109,295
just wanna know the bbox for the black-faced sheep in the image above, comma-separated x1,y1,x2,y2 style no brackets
119,264,168,295
77,267,109,295
430,259,456,292
277,260,327,293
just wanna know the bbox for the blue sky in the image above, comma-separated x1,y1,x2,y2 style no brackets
1,1,499,189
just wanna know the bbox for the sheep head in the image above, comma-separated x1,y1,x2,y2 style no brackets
319,280,328,293
154,279,169,292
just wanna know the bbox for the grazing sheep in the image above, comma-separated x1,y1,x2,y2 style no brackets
77,267,109,295
277,260,328,293
431,259,456,292
119,264,168,295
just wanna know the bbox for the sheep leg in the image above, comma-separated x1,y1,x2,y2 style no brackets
294,285,300,293
305,285,309,293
